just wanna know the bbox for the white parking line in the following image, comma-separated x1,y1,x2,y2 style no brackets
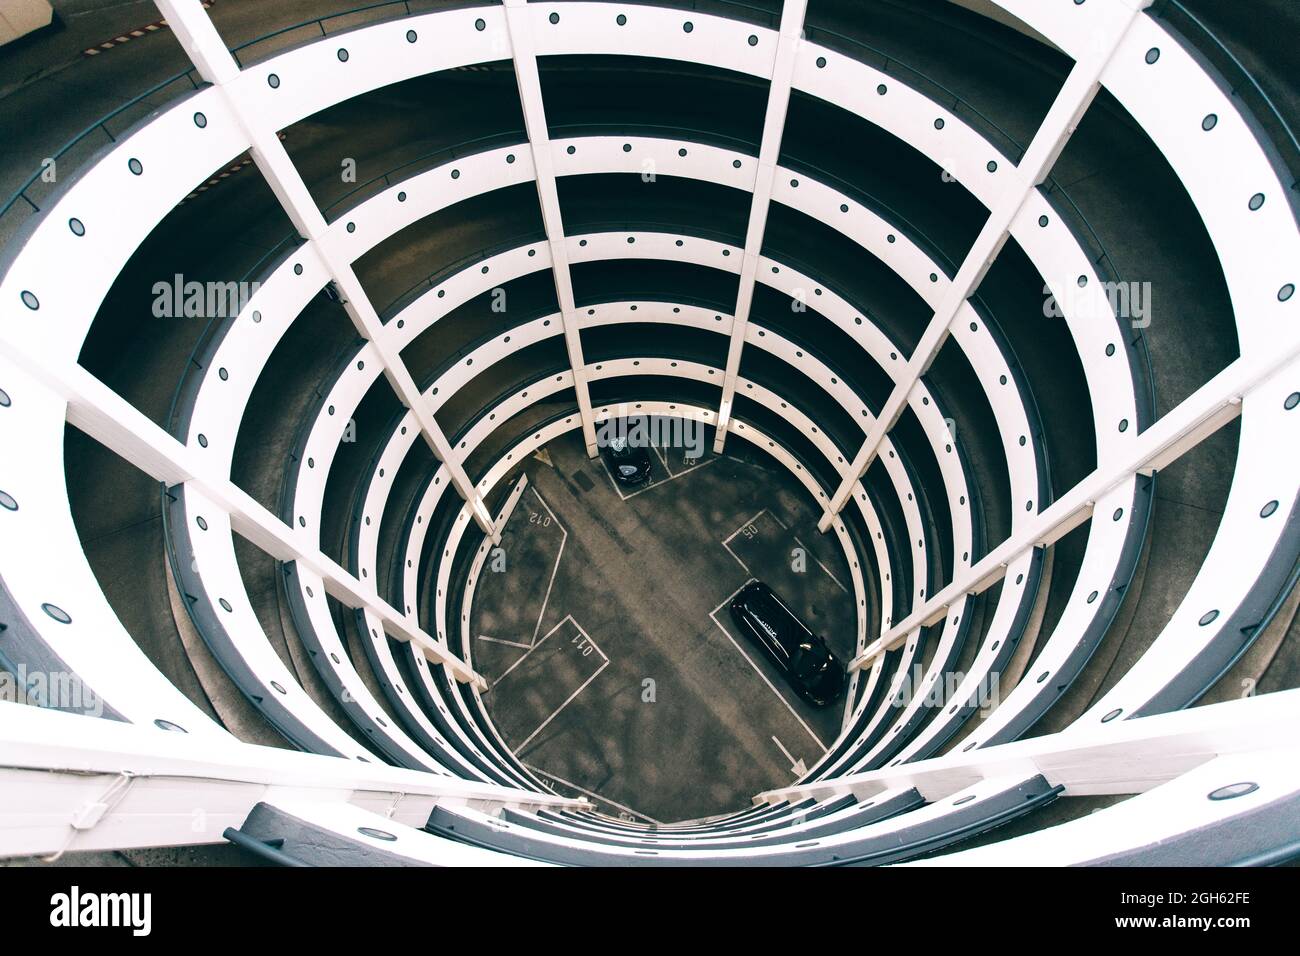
603,453,717,500
513,621,609,753
771,735,808,776
721,539,751,574
489,615,571,689
723,508,770,545
515,659,609,754
524,764,662,825
653,443,673,477
476,635,532,649
707,609,828,753
529,487,567,646
795,534,848,594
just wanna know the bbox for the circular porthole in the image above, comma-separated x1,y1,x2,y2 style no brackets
683,21,693,33
154,719,187,733
69,217,86,236
197,433,208,448
1280,283,1295,302
43,603,72,624
128,158,143,175
1285,392,1300,410
218,367,228,381
0,491,16,511
193,112,207,128
397,190,407,202
1105,343,1116,356
616,14,626,25
271,680,287,694
934,118,945,129
358,826,398,841
218,598,232,612
987,160,997,172
21,290,39,310
1201,113,1217,131
1260,500,1279,518
1249,192,1265,210
549,12,559,24
1101,708,1123,723
267,73,280,88
1038,215,1049,227
293,263,303,275
407,29,418,42
346,222,356,233
953,795,975,806
475,18,486,32
196,516,208,531
1198,609,1220,626
252,310,262,323
748,35,758,47
816,56,826,68
1145,47,1160,64
1208,782,1258,801
877,83,887,95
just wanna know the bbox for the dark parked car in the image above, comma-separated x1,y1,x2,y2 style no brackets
602,434,653,486
729,581,846,707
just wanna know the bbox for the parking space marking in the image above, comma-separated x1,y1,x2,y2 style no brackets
794,534,848,594
511,618,609,753
599,447,717,501
515,658,610,753
707,604,828,753
525,764,663,825
653,443,673,477
476,635,532,649
771,735,808,776
529,487,567,646
723,508,771,545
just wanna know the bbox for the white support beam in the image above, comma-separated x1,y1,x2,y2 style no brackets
849,341,1300,671
714,0,808,453
155,0,496,538
0,701,584,859
503,0,599,457
0,333,487,689
819,0,1153,530
755,687,1300,805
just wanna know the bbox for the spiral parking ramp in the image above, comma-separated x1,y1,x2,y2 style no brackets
0,0,1297,866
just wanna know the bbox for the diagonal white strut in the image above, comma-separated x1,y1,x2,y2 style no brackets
156,0,497,539
0,339,487,687
714,0,809,454
503,0,600,457
819,0,1155,532
850,340,1300,671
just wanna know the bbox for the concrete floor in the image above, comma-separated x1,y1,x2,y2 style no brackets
469,426,856,822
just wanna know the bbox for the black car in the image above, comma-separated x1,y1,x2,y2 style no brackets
602,434,653,486
729,581,846,707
